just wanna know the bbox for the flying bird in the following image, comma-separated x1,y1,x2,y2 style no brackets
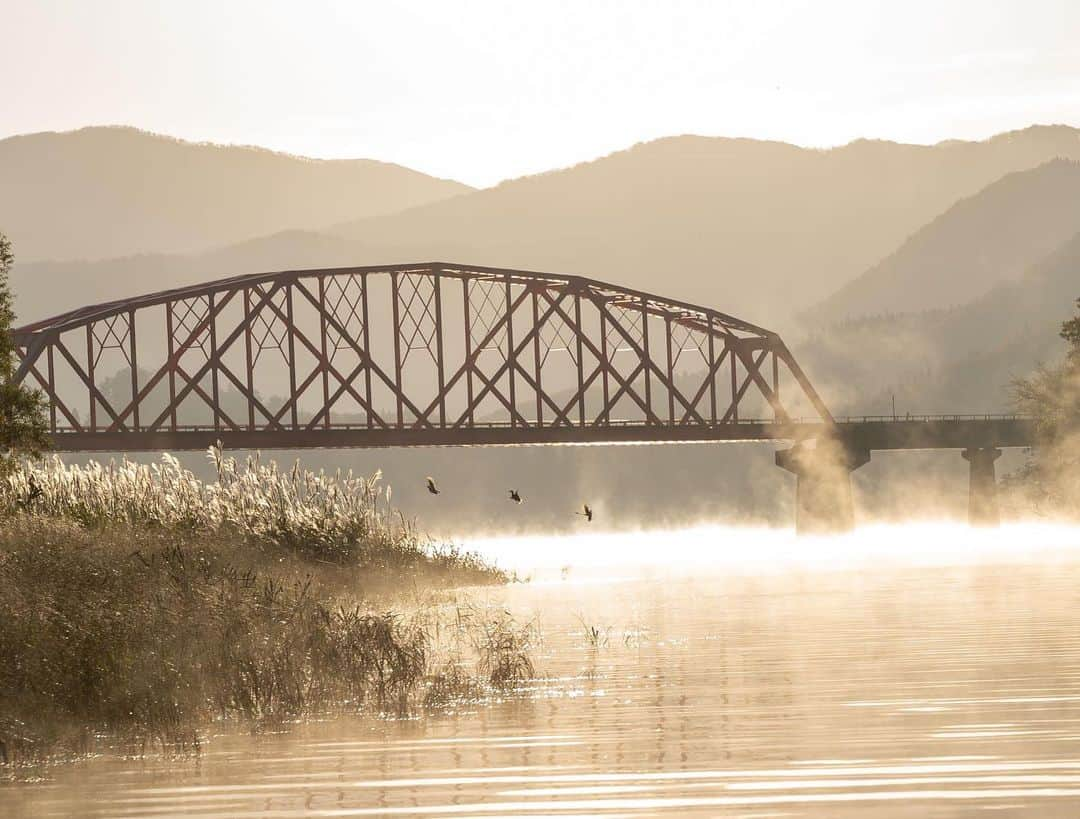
426,476,440,495
577,503,593,522
508,489,522,504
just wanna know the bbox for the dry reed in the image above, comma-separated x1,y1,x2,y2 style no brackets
0,448,533,765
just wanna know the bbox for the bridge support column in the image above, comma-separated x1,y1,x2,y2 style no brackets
962,447,1002,527
776,440,870,535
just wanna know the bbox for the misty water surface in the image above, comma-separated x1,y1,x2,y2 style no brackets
7,522,1080,818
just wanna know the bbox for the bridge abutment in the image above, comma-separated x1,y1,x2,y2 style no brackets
962,447,1002,527
776,440,870,535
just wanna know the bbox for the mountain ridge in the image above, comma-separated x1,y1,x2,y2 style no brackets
808,158,1080,322
0,126,473,264
8,123,1080,331
321,124,1080,317
798,226,1080,415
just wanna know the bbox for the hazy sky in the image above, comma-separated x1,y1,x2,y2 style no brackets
4,0,1080,186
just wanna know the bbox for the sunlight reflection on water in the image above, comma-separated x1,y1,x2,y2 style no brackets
7,522,1080,818
465,520,1080,579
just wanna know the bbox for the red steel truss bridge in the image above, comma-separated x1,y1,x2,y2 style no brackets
11,261,1032,455
11,262,844,451
11,262,1036,529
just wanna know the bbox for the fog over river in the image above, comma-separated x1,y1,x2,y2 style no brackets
7,522,1080,818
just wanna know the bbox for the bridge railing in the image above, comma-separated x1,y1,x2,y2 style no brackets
830,413,1031,424
43,413,1034,435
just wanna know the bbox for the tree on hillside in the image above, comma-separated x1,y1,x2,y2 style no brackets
0,233,48,467
1008,298,1080,514
1062,300,1080,363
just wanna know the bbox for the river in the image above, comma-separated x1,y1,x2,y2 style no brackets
7,522,1080,817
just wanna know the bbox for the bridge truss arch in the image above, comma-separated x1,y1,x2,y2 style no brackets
12,263,834,451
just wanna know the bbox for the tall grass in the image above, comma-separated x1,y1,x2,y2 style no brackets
0,448,533,764
0,445,499,579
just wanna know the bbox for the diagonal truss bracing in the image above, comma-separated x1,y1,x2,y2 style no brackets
11,262,834,450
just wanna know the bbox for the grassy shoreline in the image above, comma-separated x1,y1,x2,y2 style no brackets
0,448,531,765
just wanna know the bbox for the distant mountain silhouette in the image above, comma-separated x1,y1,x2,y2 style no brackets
321,125,1080,318
0,126,471,263
9,125,1080,531
799,227,1080,415
810,159,1080,322
10,124,1080,329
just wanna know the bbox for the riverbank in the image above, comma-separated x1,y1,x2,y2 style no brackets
10,547,1080,817
0,449,530,764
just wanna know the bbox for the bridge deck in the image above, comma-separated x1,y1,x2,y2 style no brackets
41,415,1035,453
13,263,1036,458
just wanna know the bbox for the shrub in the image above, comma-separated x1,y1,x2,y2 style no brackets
0,448,528,763
0,522,529,763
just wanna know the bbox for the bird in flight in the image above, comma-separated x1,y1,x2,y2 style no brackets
508,489,522,504
577,503,593,522
426,476,440,495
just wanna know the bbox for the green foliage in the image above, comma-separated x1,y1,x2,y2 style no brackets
1062,298,1080,363
0,233,48,466
1008,298,1080,514
1013,363,1080,446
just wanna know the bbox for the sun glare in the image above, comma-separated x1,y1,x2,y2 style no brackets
465,521,1080,579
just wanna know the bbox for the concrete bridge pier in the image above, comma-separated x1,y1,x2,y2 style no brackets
963,447,1002,526
776,440,871,535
